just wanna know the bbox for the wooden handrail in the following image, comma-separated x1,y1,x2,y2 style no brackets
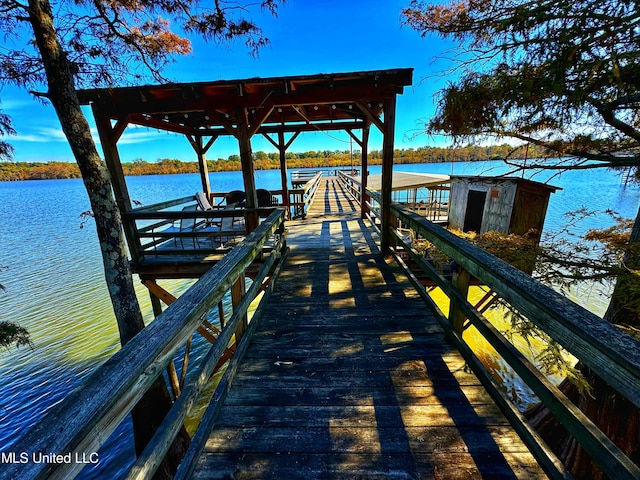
393,206,640,406
386,203,640,479
338,170,640,477
288,171,322,218
4,209,287,480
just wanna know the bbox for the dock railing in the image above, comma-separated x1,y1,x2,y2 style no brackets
3,209,288,480
339,169,640,479
128,194,250,260
286,170,322,218
291,168,357,186
123,177,322,263
337,170,378,226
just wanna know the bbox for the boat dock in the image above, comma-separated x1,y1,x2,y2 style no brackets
5,69,639,480
192,177,545,479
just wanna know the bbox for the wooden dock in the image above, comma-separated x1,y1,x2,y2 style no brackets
193,177,546,479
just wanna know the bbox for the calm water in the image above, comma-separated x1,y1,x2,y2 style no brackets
0,162,638,477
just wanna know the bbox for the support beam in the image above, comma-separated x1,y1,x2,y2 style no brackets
356,101,385,133
92,107,132,211
231,276,247,340
91,105,141,261
111,116,130,143
188,134,217,196
360,124,370,219
380,96,397,255
247,106,275,137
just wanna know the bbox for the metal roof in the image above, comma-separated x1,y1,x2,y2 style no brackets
356,171,450,191
450,175,561,191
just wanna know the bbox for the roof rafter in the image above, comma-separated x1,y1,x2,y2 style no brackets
77,69,413,140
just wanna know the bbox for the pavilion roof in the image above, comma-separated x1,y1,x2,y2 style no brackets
76,68,413,137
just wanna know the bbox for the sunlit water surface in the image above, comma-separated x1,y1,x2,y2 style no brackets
0,162,637,477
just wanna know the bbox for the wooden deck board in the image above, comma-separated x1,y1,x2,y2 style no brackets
193,177,547,479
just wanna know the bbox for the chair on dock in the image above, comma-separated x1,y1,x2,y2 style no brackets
224,190,246,207
215,190,246,247
156,205,218,249
195,191,215,211
257,188,279,207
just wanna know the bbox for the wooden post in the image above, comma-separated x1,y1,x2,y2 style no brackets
149,292,181,400
449,266,471,334
91,107,142,262
277,131,291,217
236,113,259,233
231,275,247,340
187,134,217,197
380,96,397,255
360,123,370,219
196,136,211,196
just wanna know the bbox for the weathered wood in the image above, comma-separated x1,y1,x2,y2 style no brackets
193,178,546,479
221,385,502,407
174,240,289,480
236,114,258,232
3,210,286,480
380,95,396,255
450,266,471,333
390,207,640,478
360,123,370,219
192,134,213,195
193,452,544,480
126,244,283,480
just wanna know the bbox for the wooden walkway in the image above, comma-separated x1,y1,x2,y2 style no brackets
193,178,546,479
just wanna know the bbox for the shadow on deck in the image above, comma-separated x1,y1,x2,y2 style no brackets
193,178,545,479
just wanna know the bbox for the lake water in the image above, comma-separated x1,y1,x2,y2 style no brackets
1,162,638,478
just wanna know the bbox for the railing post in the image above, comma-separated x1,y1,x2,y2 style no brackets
232,275,247,340
449,264,471,334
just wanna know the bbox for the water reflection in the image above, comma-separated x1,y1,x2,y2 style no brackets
0,163,637,478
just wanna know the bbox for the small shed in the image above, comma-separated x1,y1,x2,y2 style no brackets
448,176,560,240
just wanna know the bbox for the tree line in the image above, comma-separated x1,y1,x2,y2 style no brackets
0,143,542,181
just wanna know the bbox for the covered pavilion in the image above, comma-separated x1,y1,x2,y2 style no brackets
77,68,413,278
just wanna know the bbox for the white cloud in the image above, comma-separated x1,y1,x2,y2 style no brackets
118,128,177,145
10,126,68,143
0,98,35,111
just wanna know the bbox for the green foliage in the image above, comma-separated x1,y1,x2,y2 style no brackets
402,0,640,171
414,228,540,273
0,110,15,161
0,1,284,90
498,300,593,397
404,0,640,407
414,219,635,395
0,265,30,350
535,209,634,290
474,230,542,273
0,322,31,350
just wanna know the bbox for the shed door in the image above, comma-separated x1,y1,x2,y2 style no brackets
463,190,486,233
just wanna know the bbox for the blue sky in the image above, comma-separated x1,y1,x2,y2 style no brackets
1,0,456,163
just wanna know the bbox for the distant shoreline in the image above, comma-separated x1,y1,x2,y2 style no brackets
0,144,539,182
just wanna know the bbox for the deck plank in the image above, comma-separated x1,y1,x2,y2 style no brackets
193,177,547,479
